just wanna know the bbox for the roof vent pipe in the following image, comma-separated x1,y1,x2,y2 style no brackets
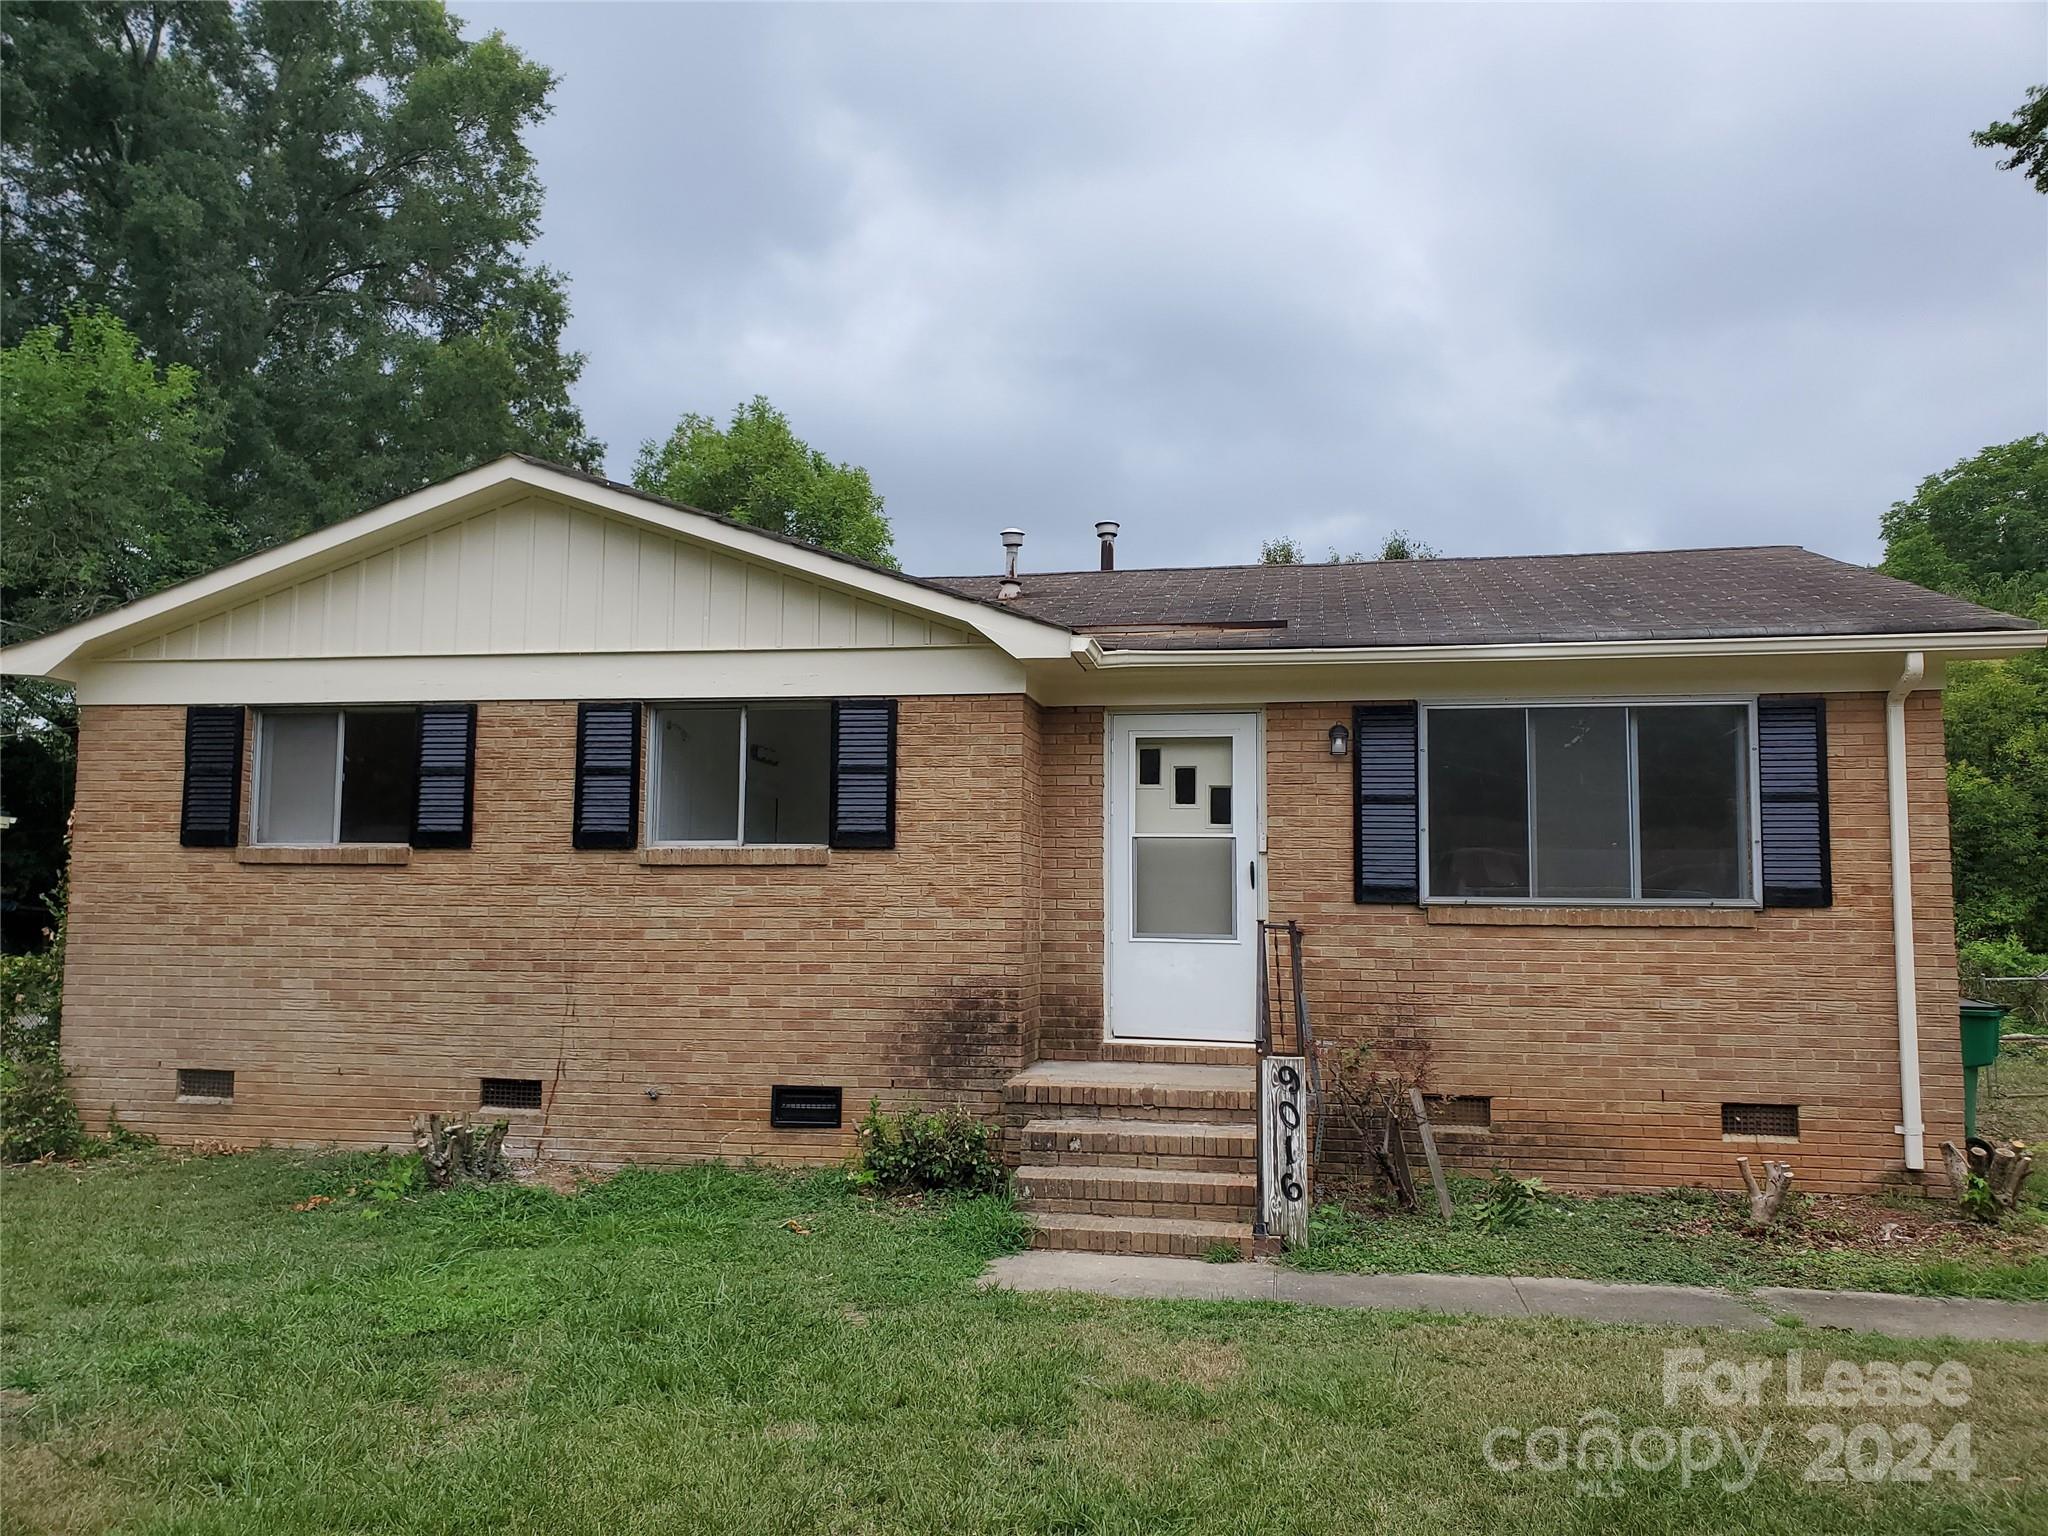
998,528,1024,600
1095,520,1120,571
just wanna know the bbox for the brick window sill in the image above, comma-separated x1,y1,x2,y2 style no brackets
237,844,411,866
1424,905,1757,929
638,846,830,867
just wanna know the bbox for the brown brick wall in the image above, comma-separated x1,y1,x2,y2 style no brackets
62,696,1042,1164
62,688,1962,1191
1263,691,1962,1193
1038,707,1105,1059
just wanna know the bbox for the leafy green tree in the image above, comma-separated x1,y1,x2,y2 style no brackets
1880,435,2048,985
0,1,600,550
1376,530,1439,561
1260,537,1305,565
1260,532,1439,563
1880,435,2047,618
1,311,222,642
633,397,896,567
0,4,597,945
1974,83,2048,193
1,311,223,948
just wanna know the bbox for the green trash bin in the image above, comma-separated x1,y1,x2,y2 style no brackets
1959,1000,2009,1142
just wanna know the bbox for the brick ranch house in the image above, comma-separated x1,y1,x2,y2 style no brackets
5,456,2042,1254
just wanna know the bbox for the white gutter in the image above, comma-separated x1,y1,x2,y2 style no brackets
1886,649,1927,1171
1069,628,2043,670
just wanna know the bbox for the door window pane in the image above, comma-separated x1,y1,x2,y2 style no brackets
1427,708,1528,897
256,712,339,843
1530,706,1630,899
339,710,418,843
1637,705,1750,899
1133,836,1235,938
1134,737,1232,834
653,707,741,842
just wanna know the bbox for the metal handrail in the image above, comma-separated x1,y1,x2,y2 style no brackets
1255,921,1273,1058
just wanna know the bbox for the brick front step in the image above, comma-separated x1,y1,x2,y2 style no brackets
1004,1061,1255,1121
1097,1042,1259,1068
1027,1211,1255,1259
1012,1117,1256,1172
1016,1164,1256,1221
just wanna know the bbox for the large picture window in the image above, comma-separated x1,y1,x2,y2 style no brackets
648,703,830,846
1423,702,1754,904
254,708,417,844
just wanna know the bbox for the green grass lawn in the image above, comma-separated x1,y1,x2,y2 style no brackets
1293,1177,2048,1301
4,1151,2048,1535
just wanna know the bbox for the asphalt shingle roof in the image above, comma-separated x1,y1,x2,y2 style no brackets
508,460,2036,653
925,547,2038,651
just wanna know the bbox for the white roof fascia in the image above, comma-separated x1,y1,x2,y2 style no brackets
1067,629,2045,671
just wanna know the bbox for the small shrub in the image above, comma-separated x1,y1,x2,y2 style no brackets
357,1155,426,1214
854,1100,1006,1195
0,947,64,1052
71,1108,157,1161
0,1044,83,1161
1959,1172,2005,1225
3,927,84,1164
1472,1170,1546,1233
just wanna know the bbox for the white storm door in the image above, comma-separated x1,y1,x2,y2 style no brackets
1106,713,1261,1042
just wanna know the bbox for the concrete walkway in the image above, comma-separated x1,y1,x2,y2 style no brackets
983,1252,2048,1343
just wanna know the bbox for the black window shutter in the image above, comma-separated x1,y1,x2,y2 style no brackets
1758,696,1831,907
1354,703,1420,903
830,699,896,850
180,706,244,847
573,703,641,850
412,705,477,849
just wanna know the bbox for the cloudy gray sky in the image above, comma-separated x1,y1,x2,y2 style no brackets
467,2,2046,576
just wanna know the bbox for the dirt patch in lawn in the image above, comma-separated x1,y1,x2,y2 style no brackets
1777,1196,2031,1253
2,1412,175,1536
1299,1177,2047,1297
512,1159,615,1196
1082,1322,1246,1389
1701,1192,2045,1263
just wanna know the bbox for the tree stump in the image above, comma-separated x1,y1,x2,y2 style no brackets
1941,1138,2035,1215
411,1112,511,1189
1736,1155,1794,1225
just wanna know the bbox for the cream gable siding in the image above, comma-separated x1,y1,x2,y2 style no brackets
117,495,971,662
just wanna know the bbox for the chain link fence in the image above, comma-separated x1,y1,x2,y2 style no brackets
1973,974,2047,1146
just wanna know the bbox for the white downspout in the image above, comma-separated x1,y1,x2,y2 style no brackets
1886,650,1927,1171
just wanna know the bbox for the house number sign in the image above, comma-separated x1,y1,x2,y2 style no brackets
1260,1054,1309,1245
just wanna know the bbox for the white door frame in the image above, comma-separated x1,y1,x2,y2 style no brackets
1104,710,1265,1043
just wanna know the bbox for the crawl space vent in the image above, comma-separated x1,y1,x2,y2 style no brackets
1425,1094,1492,1130
771,1085,843,1129
480,1077,544,1111
176,1068,234,1101
1722,1102,1799,1138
